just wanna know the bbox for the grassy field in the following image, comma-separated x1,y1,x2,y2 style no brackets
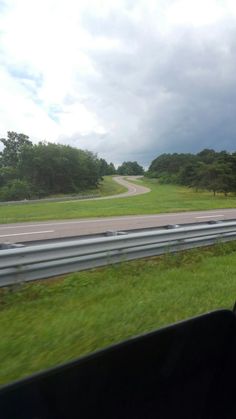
46,176,127,198
1,242,236,385
98,175,127,196
0,177,236,224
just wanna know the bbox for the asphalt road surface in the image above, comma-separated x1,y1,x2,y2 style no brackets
1,209,236,244
100,176,150,199
59,176,150,202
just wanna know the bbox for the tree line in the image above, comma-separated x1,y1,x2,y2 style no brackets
0,132,144,200
2,132,234,202
147,149,236,195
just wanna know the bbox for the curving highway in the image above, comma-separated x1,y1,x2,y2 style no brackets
61,176,150,202
103,176,151,198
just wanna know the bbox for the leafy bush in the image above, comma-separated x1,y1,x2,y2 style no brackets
0,180,33,201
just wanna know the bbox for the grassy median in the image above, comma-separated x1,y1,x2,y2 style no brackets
1,242,236,386
0,177,236,223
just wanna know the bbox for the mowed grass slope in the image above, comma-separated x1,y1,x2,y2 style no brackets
0,177,236,223
1,242,236,385
98,175,127,196
46,176,127,198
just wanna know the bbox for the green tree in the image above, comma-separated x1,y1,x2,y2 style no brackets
179,163,199,187
18,142,101,196
148,153,196,183
0,179,33,201
99,159,116,176
0,166,18,187
0,132,103,200
117,161,144,175
193,162,234,196
108,162,116,175
0,131,32,168
196,149,217,164
147,148,236,196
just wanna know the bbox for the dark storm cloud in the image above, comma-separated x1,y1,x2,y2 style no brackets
62,9,236,166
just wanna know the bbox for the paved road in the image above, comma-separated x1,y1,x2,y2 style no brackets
104,176,150,198
59,176,150,202
1,208,236,244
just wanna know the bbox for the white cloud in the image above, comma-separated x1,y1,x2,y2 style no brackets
167,0,226,27
0,64,59,139
0,0,104,139
1,0,236,164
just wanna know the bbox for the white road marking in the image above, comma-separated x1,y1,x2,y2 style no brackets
0,230,54,238
196,215,224,219
0,211,235,230
0,215,179,229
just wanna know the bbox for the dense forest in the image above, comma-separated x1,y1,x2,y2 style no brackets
0,132,144,201
0,132,111,200
147,149,236,195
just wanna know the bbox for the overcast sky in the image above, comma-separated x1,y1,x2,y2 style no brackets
1,0,236,166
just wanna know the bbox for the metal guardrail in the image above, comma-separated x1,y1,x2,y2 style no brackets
10,219,236,247
0,194,100,206
1,220,236,287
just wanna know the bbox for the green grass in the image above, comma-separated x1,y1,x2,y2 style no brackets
44,176,127,198
98,175,127,196
0,178,235,223
1,242,236,385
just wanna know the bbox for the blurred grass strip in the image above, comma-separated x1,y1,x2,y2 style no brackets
1,241,236,385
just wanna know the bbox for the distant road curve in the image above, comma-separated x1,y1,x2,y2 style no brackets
55,176,150,203
54,176,150,203
62,176,150,202
97,176,151,200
